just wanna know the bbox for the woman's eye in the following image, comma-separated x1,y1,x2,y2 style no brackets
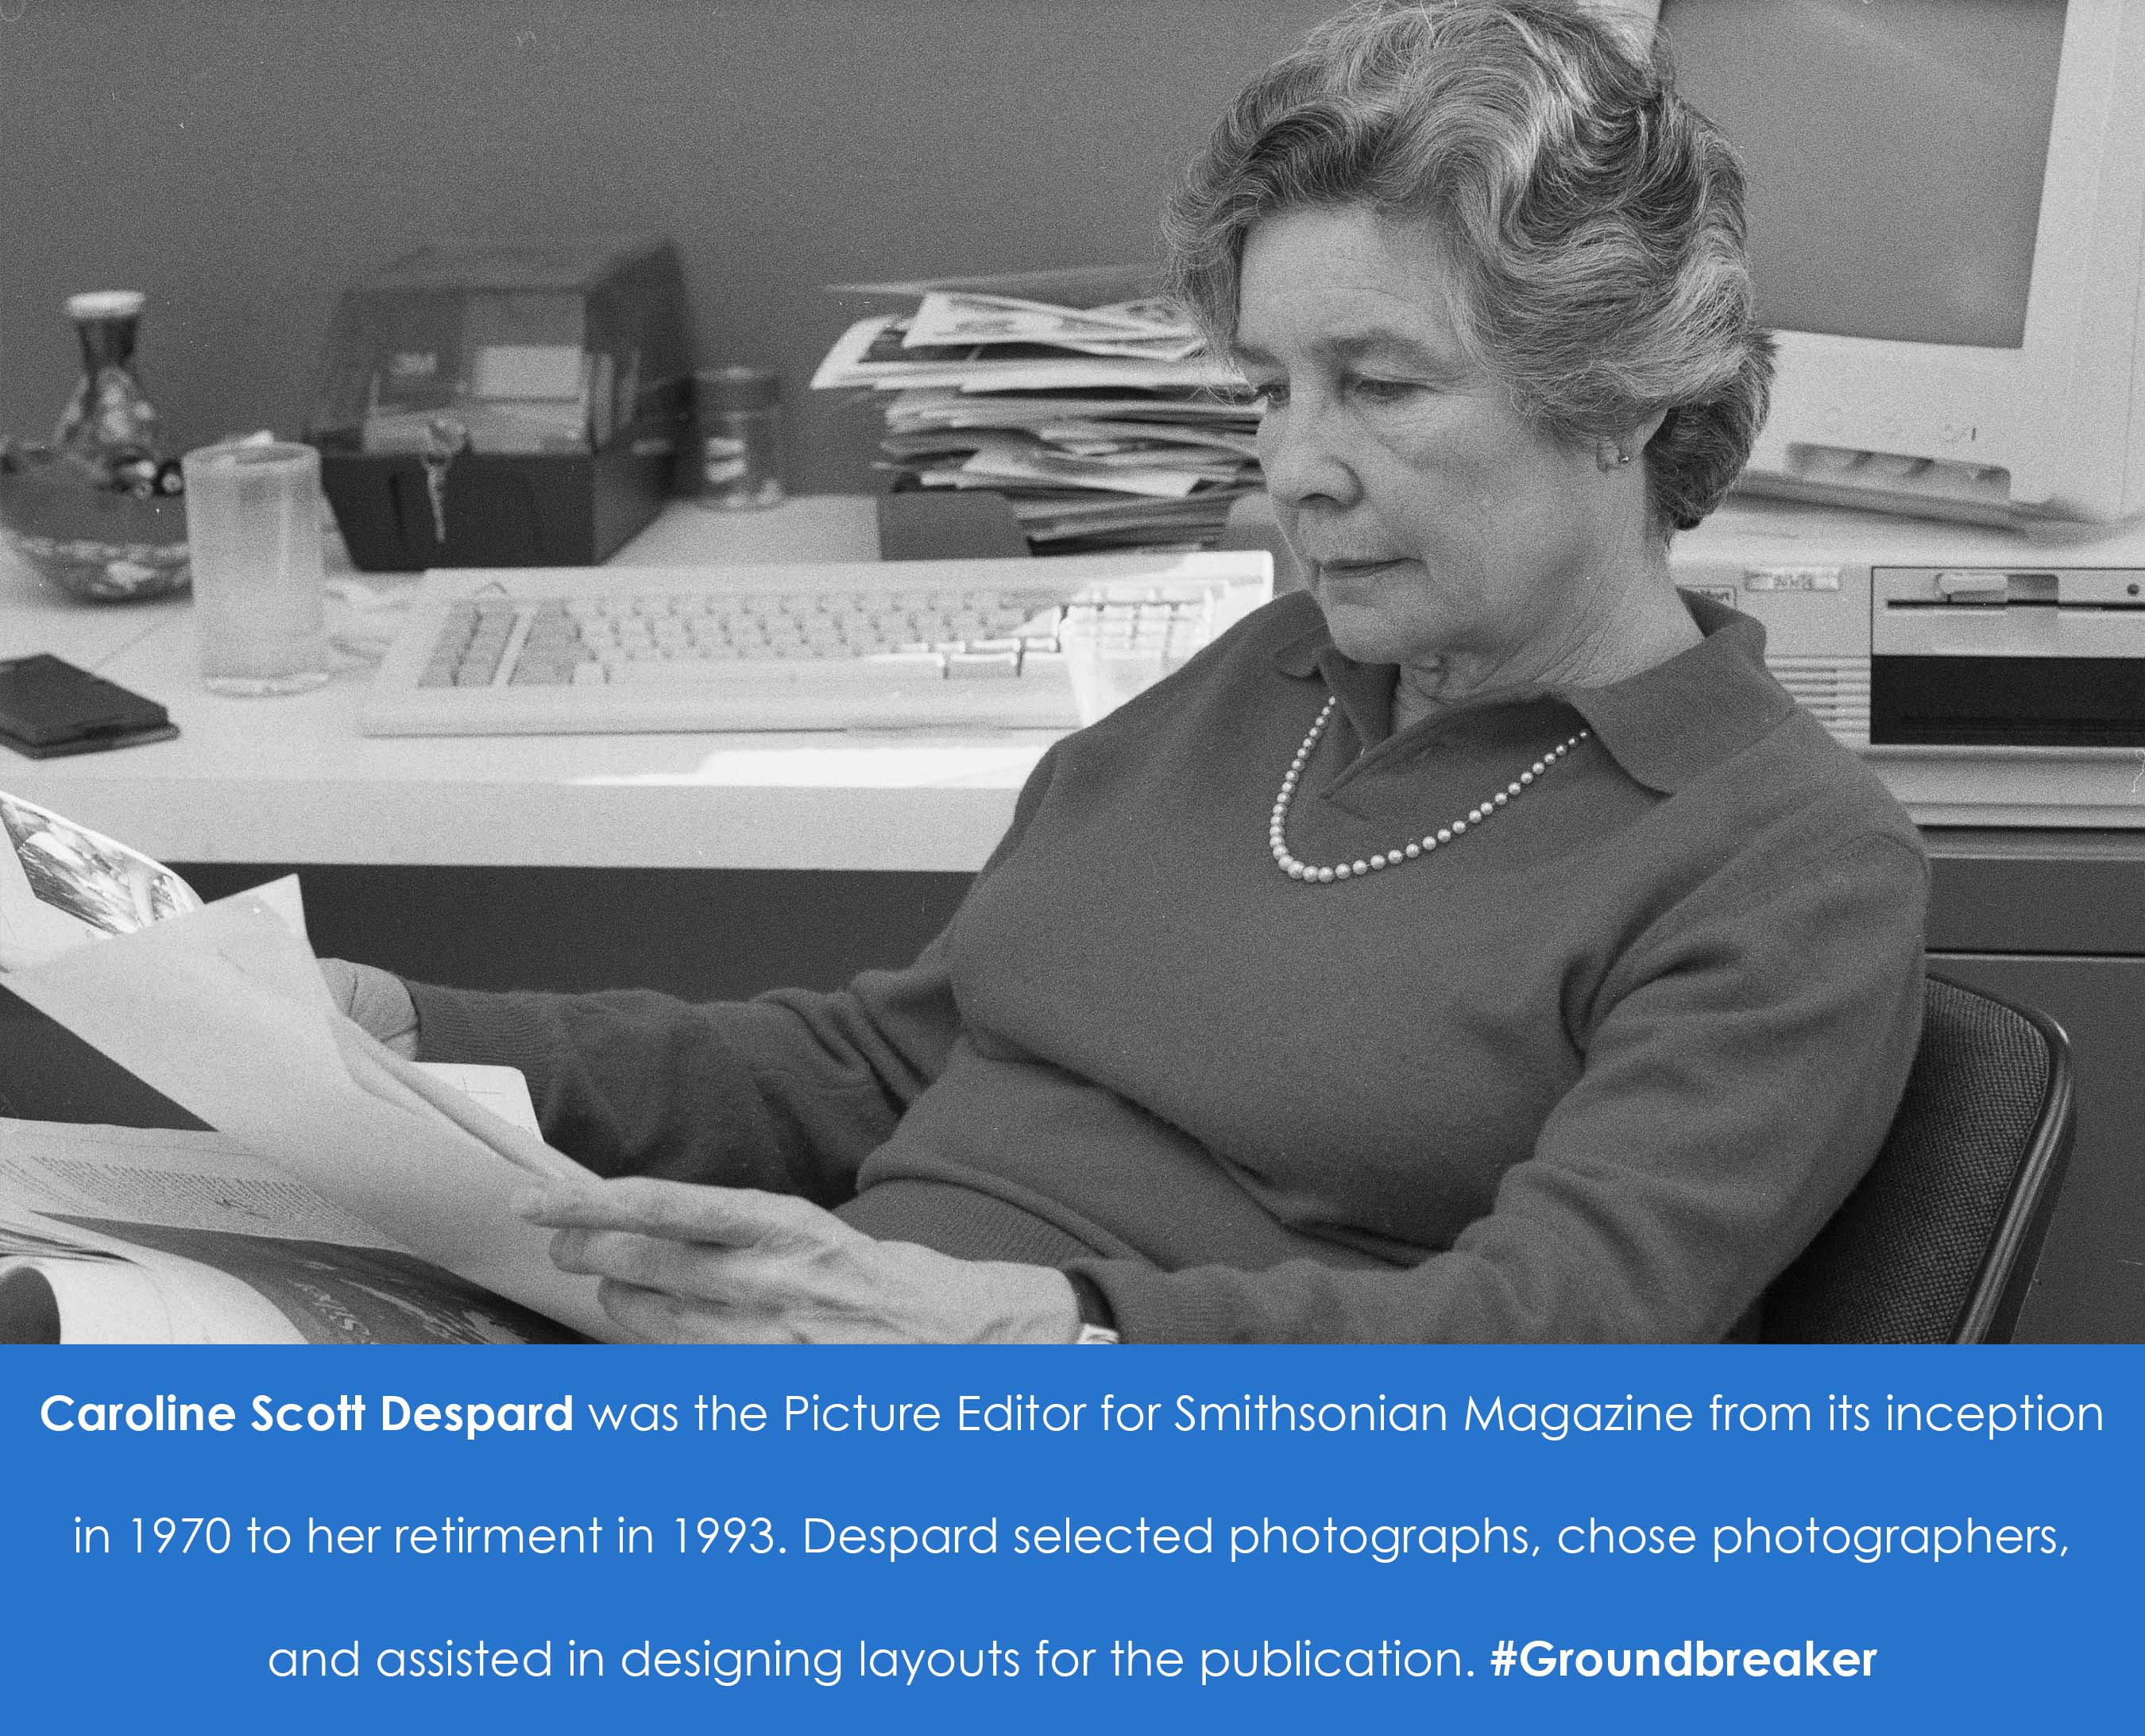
1351,376,1420,402
1246,381,1287,409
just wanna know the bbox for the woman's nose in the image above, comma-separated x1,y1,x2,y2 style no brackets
1258,396,1359,510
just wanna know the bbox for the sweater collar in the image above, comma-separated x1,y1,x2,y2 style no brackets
1270,590,1794,795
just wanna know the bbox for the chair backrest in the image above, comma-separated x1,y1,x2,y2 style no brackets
1761,974,2075,1344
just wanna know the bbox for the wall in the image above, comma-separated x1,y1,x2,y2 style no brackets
0,0,1332,492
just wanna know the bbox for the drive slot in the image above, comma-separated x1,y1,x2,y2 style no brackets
1872,655,2145,747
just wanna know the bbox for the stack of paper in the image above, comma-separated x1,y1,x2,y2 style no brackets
812,289,1262,554
1,786,607,1344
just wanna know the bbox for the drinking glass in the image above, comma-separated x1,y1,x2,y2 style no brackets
180,441,329,695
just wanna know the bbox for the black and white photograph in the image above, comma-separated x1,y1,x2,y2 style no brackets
0,786,200,962
3,0,2130,1349
1,4,2139,1725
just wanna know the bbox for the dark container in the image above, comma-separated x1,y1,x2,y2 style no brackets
307,236,690,571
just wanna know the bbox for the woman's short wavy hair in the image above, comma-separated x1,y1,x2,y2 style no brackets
1165,0,1773,536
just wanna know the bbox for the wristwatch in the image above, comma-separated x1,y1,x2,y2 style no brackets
1068,1271,1121,1344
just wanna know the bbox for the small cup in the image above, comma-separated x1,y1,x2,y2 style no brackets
694,365,786,511
180,441,329,695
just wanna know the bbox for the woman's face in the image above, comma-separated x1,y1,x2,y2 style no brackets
1235,206,1629,678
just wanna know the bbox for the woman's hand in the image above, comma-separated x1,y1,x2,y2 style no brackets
513,1177,1084,1344
318,958,419,1059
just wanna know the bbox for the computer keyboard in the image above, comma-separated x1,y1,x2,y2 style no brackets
360,551,1272,734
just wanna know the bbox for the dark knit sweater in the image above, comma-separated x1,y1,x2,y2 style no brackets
409,590,1928,1343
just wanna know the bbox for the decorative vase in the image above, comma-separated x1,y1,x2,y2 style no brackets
0,291,191,602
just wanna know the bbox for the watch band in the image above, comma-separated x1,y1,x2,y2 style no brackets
1065,1269,1120,1343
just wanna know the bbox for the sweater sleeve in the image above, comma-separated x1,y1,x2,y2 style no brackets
1072,829,1930,1343
405,745,1064,1207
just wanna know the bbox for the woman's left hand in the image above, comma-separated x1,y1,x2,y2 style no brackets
512,1177,1084,1344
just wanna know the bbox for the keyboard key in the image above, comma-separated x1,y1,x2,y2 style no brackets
869,650,949,676
608,658,751,684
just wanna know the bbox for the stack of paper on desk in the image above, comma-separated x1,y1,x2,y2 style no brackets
812,285,1263,553
0,789,611,1344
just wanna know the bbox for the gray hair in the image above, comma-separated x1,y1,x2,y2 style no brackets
1165,0,1773,536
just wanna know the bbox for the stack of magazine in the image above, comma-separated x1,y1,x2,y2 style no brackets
0,787,609,1344
813,280,1262,555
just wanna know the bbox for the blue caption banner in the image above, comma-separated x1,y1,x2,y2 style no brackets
2,1344,2135,1732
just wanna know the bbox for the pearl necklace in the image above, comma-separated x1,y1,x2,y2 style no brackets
1269,694,1589,884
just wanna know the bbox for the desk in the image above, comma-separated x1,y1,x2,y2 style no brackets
5,497,2142,1340
0,496,1039,874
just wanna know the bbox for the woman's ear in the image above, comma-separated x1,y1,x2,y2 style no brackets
1626,408,1671,454
1592,411,1672,472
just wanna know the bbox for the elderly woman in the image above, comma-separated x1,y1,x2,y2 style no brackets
331,0,1926,1343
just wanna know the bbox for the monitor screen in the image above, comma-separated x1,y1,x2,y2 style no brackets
1658,0,2068,350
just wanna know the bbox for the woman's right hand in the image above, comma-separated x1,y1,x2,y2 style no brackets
318,957,419,1059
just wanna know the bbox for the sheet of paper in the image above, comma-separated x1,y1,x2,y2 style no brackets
0,1119,396,1247
1036,421,1262,460
810,316,1235,394
884,389,1259,425
0,1201,307,1343
0,795,312,977
957,446,1206,498
0,787,204,973
6,890,613,1339
416,1063,540,1136
904,290,1174,344
902,293,1200,361
0,1185,581,1345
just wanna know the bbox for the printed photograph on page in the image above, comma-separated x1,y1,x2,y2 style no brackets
904,292,1204,361
904,290,1163,344
0,789,201,973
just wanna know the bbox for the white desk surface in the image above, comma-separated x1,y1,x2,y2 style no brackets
1,496,1047,872
12,493,2145,864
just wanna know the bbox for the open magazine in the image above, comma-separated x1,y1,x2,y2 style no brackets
1,788,608,1344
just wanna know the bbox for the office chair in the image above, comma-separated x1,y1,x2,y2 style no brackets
1760,974,2075,1344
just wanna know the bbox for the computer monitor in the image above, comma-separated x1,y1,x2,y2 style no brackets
1630,0,2145,527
